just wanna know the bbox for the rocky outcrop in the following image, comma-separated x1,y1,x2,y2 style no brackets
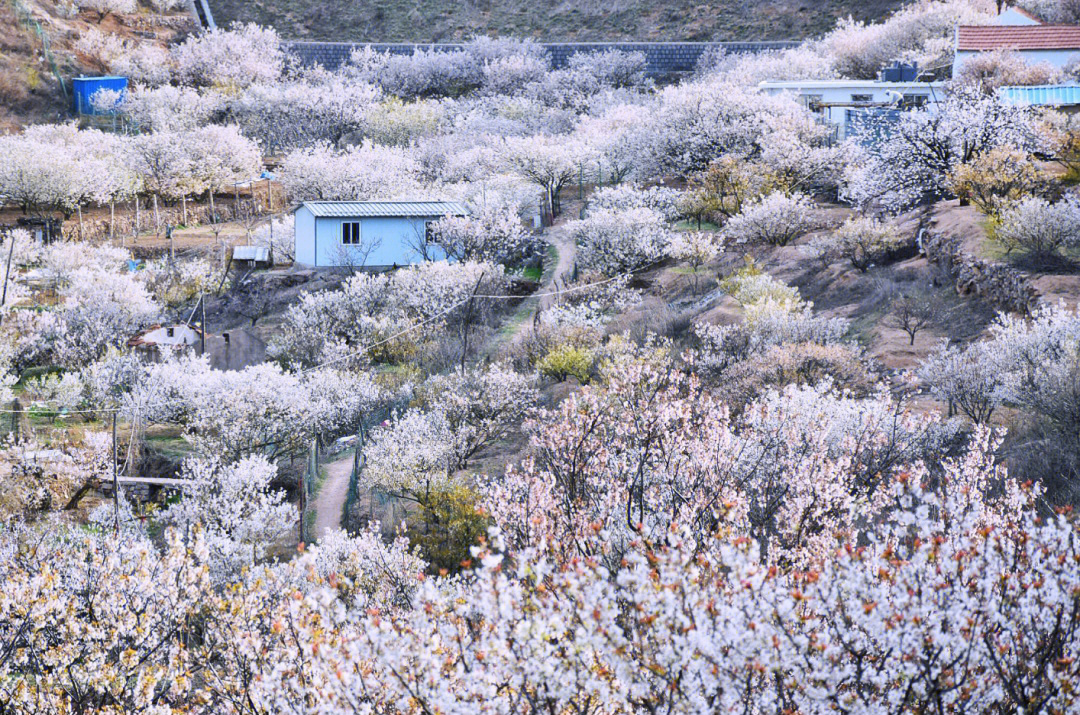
919,231,1040,315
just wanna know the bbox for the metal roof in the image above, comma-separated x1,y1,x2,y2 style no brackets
299,201,470,218
998,84,1080,105
233,246,270,261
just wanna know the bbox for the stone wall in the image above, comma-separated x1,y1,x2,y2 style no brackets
920,231,1040,315
283,40,799,77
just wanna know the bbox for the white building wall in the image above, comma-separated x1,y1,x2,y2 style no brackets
994,8,1041,25
757,81,943,139
953,48,1080,78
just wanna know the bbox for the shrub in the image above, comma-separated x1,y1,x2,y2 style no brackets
587,184,682,222
723,191,819,246
667,231,722,291
828,216,907,272
720,260,801,307
947,147,1044,216
405,485,490,575
991,196,1080,262
537,343,595,384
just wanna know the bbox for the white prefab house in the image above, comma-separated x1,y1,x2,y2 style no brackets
293,201,470,269
757,79,945,140
953,25,1080,77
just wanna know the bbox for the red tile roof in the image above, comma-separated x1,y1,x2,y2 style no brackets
957,25,1080,51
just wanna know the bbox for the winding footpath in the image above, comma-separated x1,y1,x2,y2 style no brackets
308,221,578,538
310,452,354,540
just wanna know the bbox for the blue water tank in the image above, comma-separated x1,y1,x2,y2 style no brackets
880,62,918,83
72,76,128,116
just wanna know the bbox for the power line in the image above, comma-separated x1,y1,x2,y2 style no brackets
2,258,667,410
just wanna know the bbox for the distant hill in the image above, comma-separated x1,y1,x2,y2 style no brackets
208,0,905,43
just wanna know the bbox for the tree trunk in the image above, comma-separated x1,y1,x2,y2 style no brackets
109,201,115,242
209,191,216,224
76,204,83,241
153,193,160,235
182,195,187,226
134,198,140,240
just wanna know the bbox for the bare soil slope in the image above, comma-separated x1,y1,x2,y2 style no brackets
209,0,903,43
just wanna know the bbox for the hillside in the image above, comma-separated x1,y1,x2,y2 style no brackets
0,0,197,132
207,0,905,43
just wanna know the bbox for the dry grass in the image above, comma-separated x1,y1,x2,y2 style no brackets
210,0,903,42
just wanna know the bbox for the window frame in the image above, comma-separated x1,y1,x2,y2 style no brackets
341,220,362,245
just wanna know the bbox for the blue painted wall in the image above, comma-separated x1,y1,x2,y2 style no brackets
294,207,449,267
295,205,317,265
72,76,127,116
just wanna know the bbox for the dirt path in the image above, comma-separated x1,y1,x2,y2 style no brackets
539,223,578,310
480,218,578,360
311,452,354,540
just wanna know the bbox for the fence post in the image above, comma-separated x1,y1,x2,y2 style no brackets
10,398,20,443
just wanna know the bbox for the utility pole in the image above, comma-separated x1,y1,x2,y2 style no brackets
112,411,119,534
199,294,207,356
459,272,485,371
0,228,17,327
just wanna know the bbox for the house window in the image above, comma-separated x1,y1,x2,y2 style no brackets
342,221,361,245
851,93,873,103
424,221,436,244
903,94,928,108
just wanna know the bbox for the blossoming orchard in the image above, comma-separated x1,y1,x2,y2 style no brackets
4,0,1080,711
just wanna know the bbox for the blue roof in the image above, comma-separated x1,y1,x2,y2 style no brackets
299,201,469,218
998,84,1080,106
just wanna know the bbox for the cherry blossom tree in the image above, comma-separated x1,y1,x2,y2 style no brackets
992,196,1080,262
269,260,506,367
116,85,220,132
845,86,1037,211
277,141,421,202
502,134,592,220
430,204,538,264
225,78,381,151
172,22,284,89
76,0,135,23
157,455,294,579
723,191,822,246
571,206,673,275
